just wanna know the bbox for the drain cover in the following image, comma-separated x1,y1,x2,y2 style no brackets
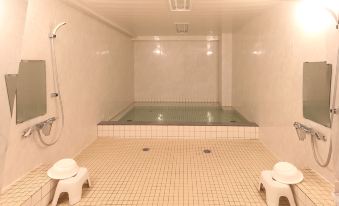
230,120,237,123
203,149,211,154
127,120,132,122
142,148,150,152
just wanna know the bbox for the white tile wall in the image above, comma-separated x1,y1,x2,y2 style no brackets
97,125,259,139
0,0,28,192
134,41,219,102
2,0,134,189
232,1,339,182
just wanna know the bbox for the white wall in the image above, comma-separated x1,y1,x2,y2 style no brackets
134,40,219,102
0,0,28,191
232,2,339,182
3,0,337,193
218,33,232,106
1,0,134,190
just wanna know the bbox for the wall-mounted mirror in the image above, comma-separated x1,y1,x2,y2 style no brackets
5,74,18,116
5,60,47,124
303,62,332,128
16,60,47,124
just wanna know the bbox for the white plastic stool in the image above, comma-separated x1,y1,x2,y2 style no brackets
258,170,296,206
51,167,91,206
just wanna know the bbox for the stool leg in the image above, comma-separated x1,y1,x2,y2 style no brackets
265,191,280,206
258,182,263,191
286,186,296,206
51,185,62,206
258,176,263,191
68,185,82,205
87,175,91,187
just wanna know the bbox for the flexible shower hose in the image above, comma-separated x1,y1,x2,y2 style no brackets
310,48,339,167
37,36,65,146
311,134,332,167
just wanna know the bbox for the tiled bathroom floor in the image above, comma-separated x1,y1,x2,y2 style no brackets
0,138,335,206
56,138,285,205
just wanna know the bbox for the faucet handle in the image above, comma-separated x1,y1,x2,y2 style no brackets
311,130,326,141
23,127,33,138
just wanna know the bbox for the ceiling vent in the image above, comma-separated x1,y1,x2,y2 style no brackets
175,23,189,33
169,0,191,11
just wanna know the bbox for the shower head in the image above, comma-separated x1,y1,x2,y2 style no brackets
49,22,67,39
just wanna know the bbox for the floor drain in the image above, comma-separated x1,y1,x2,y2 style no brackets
142,148,150,152
203,149,211,154
230,120,237,123
127,120,132,122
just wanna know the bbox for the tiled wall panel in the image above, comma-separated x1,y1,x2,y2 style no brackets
1,0,134,189
97,125,259,139
232,1,338,182
134,41,219,102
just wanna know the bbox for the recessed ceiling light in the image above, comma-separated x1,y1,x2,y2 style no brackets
169,0,191,11
175,23,189,33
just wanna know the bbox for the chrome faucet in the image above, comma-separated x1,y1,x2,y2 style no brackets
22,117,56,138
293,122,326,141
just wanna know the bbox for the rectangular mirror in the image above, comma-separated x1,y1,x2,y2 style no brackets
16,60,47,124
5,74,18,116
303,62,332,128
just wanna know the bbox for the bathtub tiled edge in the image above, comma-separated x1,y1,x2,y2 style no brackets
97,125,260,139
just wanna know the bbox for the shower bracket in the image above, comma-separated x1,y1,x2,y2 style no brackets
48,34,57,39
50,93,59,97
330,108,337,114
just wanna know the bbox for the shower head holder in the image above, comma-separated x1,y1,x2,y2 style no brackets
49,22,67,39
330,108,338,114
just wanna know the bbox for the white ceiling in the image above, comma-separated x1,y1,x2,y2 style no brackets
76,0,281,36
